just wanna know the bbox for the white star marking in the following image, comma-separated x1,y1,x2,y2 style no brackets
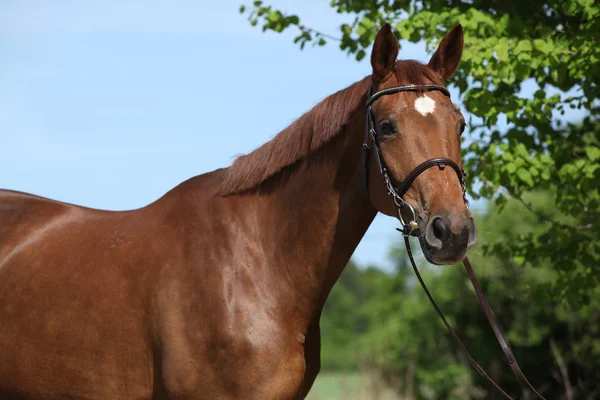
414,95,436,116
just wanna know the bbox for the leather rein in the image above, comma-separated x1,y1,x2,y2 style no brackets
364,83,546,399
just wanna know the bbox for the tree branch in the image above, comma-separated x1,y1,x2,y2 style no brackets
550,339,573,400
514,194,593,231
298,25,342,42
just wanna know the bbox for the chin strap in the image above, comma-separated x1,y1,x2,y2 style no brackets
403,235,547,399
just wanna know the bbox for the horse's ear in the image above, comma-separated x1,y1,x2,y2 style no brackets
371,24,399,82
428,24,464,81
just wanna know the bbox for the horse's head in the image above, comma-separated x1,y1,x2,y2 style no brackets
366,24,476,265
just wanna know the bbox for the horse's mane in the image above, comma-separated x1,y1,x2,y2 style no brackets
217,60,443,196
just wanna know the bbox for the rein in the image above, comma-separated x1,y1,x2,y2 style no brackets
364,83,546,399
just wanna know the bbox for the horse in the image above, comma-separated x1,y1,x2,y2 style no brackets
0,24,475,399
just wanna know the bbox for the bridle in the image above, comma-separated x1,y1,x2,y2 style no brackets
364,83,547,400
364,83,467,237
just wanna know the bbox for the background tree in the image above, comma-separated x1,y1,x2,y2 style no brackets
319,261,386,370
319,193,600,398
240,0,600,306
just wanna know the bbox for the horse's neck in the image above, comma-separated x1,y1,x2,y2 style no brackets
263,112,377,326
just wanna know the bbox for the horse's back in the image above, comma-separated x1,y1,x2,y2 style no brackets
0,190,156,399
0,189,136,278
0,178,308,399
0,189,72,243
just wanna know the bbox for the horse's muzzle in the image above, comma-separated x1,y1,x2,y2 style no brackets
422,213,477,265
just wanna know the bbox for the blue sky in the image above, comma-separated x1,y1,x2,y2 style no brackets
0,0,497,270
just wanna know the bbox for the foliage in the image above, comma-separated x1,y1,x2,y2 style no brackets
307,371,399,400
320,262,389,370
319,194,600,398
240,0,600,306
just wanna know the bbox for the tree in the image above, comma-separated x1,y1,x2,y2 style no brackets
319,261,390,370
352,193,600,398
240,0,600,305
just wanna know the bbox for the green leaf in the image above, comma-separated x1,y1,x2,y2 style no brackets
496,38,509,61
517,168,534,187
541,169,551,181
267,10,281,22
514,40,532,53
585,146,600,161
513,255,526,265
533,39,553,54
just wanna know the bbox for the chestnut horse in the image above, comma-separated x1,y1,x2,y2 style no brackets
0,24,475,399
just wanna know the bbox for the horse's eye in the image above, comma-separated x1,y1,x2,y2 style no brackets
459,120,467,135
379,120,395,136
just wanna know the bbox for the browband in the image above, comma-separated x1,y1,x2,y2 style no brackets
366,84,451,107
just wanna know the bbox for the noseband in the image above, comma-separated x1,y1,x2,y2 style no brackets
363,84,468,236
364,83,546,399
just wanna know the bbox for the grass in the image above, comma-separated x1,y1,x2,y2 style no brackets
306,371,401,400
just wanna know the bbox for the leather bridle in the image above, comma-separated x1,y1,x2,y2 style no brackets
364,83,547,399
364,83,467,237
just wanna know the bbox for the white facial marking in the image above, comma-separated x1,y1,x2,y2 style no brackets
414,95,436,116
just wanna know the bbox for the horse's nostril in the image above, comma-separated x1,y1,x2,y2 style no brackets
432,217,445,240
